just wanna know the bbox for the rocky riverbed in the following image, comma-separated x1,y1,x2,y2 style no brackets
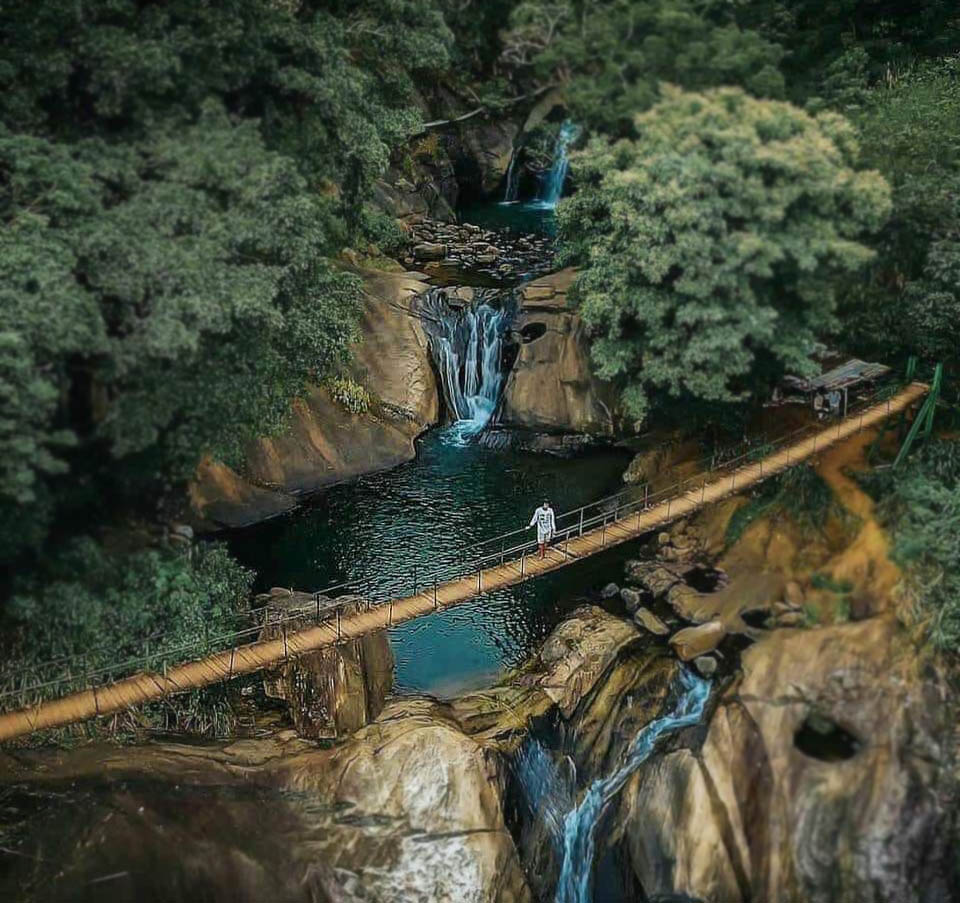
403,217,556,284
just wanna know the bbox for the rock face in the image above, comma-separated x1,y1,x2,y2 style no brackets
258,590,394,740
500,269,618,435
190,270,440,528
280,698,532,903
613,616,958,902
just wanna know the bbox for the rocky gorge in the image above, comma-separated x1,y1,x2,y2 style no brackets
4,421,958,901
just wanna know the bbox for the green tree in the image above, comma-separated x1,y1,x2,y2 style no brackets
558,86,891,422
0,104,362,564
0,0,453,221
501,0,785,136
839,60,960,369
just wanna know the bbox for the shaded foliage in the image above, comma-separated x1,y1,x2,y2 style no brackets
863,441,960,651
838,59,960,372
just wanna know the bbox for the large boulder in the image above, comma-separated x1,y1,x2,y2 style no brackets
280,698,532,903
500,269,618,435
258,590,394,740
190,271,439,528
613,616,958,902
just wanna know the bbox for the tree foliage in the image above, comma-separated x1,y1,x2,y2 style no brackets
735,0,960,106
0,0,457,567
559,86,891,421
502,0,785,135
864,441,960,652
839,59,960,368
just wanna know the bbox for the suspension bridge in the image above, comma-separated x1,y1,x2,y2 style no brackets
0,379,935,742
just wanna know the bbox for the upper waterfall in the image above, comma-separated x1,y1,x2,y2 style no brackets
535,121,580,209
502,148,521,204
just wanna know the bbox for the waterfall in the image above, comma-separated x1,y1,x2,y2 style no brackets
535,121,580,209
553,669,711,903
514,739,576,847
418,289,515,446
502,148,521,204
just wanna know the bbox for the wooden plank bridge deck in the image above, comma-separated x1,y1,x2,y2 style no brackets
0,382,929,742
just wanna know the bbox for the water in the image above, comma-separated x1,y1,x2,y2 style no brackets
228,433,633,695
554,669,711,903
535,121,580,210
458,199,557,237
418,291,512,446
503,147,521,203
515,739,576,845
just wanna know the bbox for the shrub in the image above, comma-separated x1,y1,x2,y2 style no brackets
866,440,960,651
328,376,372,415
1,539,254,741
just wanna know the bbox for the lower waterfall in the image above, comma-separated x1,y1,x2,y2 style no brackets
553,669,711,903
418,289,515,446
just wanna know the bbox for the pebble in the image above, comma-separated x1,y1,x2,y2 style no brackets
694,655,718,678
621,587,642,612
600,582,620,600
634,607,671,636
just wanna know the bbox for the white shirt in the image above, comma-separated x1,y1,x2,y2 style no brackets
529,505,556,540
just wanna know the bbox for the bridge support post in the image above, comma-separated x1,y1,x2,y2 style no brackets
579,508,584,536
337,608,341,641
388,600,393,627
478,568,482,593
521,553,525,578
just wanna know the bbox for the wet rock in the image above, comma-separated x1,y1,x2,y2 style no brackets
615,616,957,902
1,698,533,903
634,608,671,637
413,241,447,260
499,269,618,435
693,655,717,678
621,587,642,612
629,563,684,602
526,605,639,718
669,620,726,661
601,582,620,600
784,580,805,609
776,611,806,628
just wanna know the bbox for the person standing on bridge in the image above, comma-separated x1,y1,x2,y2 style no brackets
529,499,556,559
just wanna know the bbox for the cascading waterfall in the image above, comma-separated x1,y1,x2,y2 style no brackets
535,121,580,209
514,739,576,846
418,289,515,446
502,148,521,204
549,669,711,903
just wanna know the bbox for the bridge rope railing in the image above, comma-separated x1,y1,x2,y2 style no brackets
0,375,923,716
